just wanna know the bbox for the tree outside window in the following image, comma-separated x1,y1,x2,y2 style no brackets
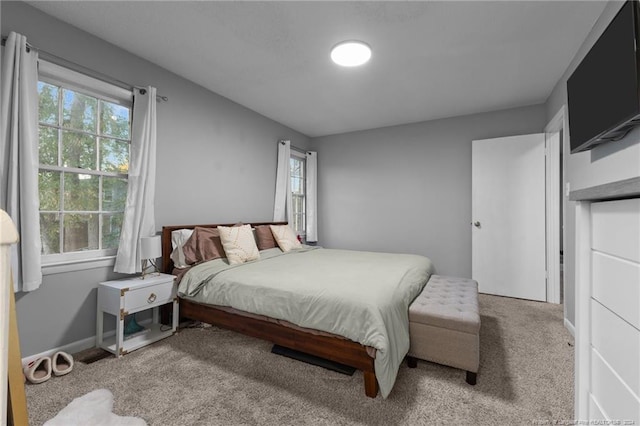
38,81,131,261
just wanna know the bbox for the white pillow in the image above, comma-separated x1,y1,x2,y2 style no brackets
217,224,260,265
269,224,302,252
170,229,194,269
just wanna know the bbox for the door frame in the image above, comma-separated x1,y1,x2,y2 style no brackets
544,106,566,306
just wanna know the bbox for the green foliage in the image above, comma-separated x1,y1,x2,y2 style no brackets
100,100,130,139
38,171,60,210
37,82,58,125
63,214,98,252
63,89,96,132
101,138,129,173
102,177,127,211
38,82,131,254
38,127,58,166
64,173,99,211
40,213,60,255
102,213,124,249
62,131,96,169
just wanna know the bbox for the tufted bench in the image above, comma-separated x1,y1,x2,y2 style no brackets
407,275,480,385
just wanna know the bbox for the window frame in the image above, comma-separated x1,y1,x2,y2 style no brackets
290,150,306,239
37,61,133,271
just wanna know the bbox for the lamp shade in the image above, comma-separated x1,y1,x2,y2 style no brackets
140,235,162,260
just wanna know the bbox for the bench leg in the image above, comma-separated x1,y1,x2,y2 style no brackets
406,356,418,368
364,370,378,398
466,371,477,385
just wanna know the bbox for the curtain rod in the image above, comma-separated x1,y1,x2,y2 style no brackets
279,140,308,154
1,35,168,102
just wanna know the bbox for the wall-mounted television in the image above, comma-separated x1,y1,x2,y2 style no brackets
567,0,640,153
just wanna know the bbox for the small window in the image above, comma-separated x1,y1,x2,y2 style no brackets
37,69,132,265
290,154,306,238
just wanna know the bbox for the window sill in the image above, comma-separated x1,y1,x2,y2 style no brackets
42,256,116,276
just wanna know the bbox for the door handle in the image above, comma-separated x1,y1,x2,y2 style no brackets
472,221,481,227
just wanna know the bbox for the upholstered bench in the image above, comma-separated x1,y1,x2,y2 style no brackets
407,275,480,385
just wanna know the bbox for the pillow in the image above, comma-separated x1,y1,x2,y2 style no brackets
254,225,277,250
269,224,302,252
182,227,225,265
217,224,260,265
170,229,194,269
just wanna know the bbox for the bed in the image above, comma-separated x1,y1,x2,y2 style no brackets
161,221,433,398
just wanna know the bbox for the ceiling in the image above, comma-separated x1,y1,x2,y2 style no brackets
26,1,607,138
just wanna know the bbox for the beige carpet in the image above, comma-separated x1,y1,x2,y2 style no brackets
25,294,574,425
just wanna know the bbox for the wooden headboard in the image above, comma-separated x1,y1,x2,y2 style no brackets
161,221,287,273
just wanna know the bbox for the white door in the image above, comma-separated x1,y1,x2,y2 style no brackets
472,134,546,301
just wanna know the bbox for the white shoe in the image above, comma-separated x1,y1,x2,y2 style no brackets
23,357,52,384
52,351,74,376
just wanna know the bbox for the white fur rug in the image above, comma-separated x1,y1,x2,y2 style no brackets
44,389,146,426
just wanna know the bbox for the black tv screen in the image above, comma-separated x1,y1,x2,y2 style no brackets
567,0,640,153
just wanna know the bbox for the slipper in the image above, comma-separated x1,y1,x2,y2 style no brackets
52,351,74,376
24,357,52,384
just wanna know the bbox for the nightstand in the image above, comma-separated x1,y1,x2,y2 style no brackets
97,273,178,357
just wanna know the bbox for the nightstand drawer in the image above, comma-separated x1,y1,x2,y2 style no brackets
124,279,174,312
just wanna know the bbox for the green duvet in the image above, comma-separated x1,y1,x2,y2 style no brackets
178,246,434,398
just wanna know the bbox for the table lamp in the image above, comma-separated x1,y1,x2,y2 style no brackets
140,235,161,279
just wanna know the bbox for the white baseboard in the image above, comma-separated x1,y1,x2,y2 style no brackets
564,318,575,337
21,318,152,367
22,335,99,367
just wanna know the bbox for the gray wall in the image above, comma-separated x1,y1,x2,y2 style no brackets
2,1,310,357
310,104,547,278
545,1,640,327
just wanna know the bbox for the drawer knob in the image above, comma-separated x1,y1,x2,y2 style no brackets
147,293,157,304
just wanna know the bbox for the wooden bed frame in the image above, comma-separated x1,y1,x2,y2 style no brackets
161,221,378,398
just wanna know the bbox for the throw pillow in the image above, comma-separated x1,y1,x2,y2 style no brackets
269,224,302,252
182,227,225,265
255,225,278,250
217,224,260,265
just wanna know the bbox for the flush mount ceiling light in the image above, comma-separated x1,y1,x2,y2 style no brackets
330,41,371,67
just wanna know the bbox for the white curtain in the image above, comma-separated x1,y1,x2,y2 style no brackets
114,87,157,274
305,151,318,242
0,32,42,292
273,139,292,224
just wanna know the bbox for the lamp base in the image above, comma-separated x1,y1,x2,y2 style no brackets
140,259,159,279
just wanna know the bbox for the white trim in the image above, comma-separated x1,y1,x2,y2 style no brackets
545,105,566,135
41,255,116,275
564,318,576,337
545,130,562,304
42,249,117,267
544,106,566,307
21,318,152,366
574,201,592,421
38,60,133,106
290,149,306,159
37,64,131,270
546,106,570,321
22,334,98,367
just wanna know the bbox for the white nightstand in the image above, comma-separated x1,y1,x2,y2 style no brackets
97,273,178,357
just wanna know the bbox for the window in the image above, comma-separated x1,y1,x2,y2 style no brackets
37,63,132,265
290,153,306,238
